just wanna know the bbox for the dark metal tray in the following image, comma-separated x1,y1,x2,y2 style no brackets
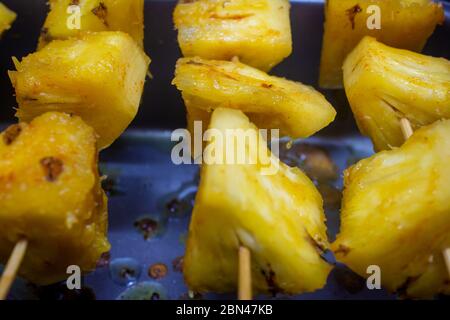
0,0,449,300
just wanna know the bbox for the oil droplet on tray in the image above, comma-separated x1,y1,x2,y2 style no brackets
134,215,166,240
162,186,197,218
116,281,168,300
172,256,184,273
109,257,142,286
179,290,202,300
96,251,111,268
279,142,338,182
158,179,198,219
99,166,124,197
148,263,168,280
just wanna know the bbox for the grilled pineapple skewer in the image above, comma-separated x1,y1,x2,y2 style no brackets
174,0,292,72
332,120,450,298
1,1,147,297
174,2,333,296
0,2,15,37
343,36,450,151
184,108,332,295
173,57,336,143
0,112,110,293
400,117,450,285
9,31,150,150
320,0,444,88
38,0,144,49
174,1,319,298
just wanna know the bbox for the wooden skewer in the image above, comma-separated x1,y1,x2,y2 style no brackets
238,246,252,300
400,118,414,140
443,249,450,277
231,56,241,63
399,118,450,278
229,55,253,300
0,239,28,300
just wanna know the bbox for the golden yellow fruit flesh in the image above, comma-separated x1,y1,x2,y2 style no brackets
0,2,16,36
343,36,450,151
173,57,336,141
320,0,444,88
184,108,332,295
0,112,110,286
9,31,150,150
173,0,292,72
332,120,450,298
38,0,144,49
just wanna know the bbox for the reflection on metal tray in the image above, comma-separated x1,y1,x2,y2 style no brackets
0,0,449,300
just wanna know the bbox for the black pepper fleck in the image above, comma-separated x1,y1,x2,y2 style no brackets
40,157,64,182
3,124,22,145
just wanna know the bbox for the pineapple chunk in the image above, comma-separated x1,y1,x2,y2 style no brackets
9,31,150,149
320,0,444,88
173,0,292,72
38,0,144,49
332,120,450,298
343,37,450,151
184,108,332,294
173,57,336,140
0,112,110,285
0,2,16,36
